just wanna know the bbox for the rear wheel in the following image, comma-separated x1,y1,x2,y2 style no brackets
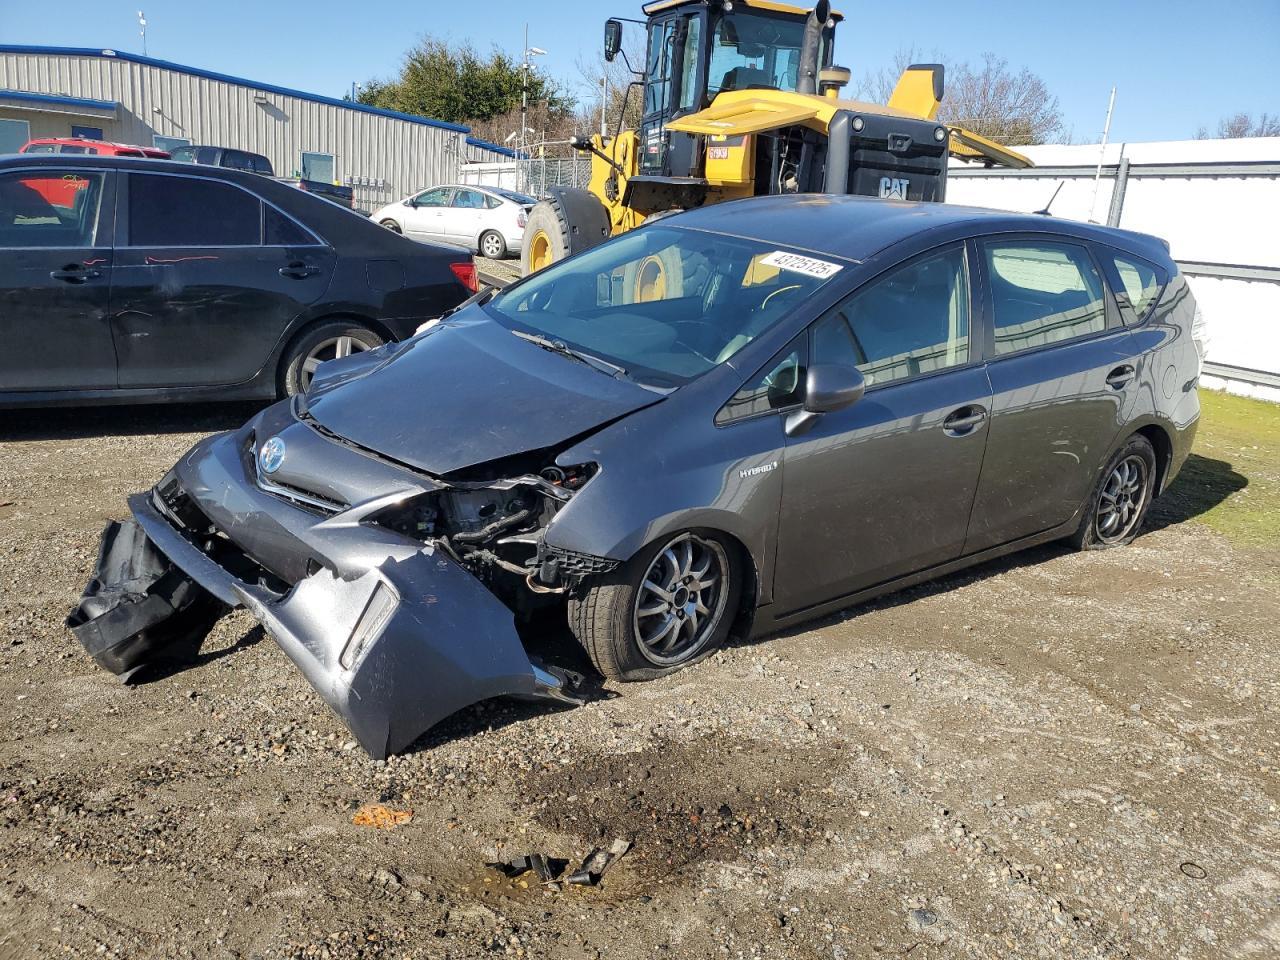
279,321,384,397
479,230,507,259
1068,434,1157,550
379,219,402,233
568,531,740,682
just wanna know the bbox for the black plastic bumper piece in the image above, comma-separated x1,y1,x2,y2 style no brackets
66,519,227,682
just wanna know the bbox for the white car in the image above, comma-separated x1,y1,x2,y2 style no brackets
372,185,535,259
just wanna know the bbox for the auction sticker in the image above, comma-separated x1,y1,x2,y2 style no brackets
760,251,844,279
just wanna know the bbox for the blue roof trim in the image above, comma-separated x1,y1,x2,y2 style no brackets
0,88,117,111
465,136,526,159
0,45,470,134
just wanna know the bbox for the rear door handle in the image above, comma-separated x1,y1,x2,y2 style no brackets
50,265,102,283
1106,365,1136,389
279,261,320,279
943,405,988,436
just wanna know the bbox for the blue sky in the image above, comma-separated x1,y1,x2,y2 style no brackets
3,0,1277,142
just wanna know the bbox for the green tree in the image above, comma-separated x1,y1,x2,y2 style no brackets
353,36,572,127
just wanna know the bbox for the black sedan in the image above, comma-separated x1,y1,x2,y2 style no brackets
69,196,1200,757
0,154,476,406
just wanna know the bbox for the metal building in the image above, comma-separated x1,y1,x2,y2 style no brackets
0,44,498,213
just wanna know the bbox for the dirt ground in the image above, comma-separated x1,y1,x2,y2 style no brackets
0,391,1277,960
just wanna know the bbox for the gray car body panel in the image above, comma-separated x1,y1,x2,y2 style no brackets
85,197,1197,755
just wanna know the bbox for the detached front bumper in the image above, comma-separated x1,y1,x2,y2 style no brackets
70,425,581,759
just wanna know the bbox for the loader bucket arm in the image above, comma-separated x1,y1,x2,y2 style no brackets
948,126,1034,168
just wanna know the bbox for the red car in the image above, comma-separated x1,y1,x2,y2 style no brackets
18,138,169,206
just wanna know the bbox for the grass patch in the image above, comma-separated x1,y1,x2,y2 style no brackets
1149,389,1280,550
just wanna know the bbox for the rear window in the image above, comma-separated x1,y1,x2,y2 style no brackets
1110,252,1164,323
494,189,536,205
264,205,315,245
129,173,262,246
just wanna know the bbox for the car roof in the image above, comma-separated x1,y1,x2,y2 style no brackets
669,194,1172,266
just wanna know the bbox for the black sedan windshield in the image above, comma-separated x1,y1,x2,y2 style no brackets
485,225,844,384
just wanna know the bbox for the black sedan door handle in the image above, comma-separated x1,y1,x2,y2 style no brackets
1106,365,1136,389
50,265,102,283
279,261,320,279
943,405,988,436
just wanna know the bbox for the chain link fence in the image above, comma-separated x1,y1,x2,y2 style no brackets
459,141,591,197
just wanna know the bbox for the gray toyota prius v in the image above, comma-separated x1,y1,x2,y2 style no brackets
69,195,1201,758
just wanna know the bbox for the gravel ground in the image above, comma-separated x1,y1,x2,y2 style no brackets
0,396,1277,960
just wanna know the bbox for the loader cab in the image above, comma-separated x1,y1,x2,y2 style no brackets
634,0,837,177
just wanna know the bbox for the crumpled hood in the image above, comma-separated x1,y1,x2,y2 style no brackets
303,309,661,475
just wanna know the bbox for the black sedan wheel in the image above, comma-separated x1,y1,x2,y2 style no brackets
569,532,739,681
280,321,384,397
1069,434,1157,550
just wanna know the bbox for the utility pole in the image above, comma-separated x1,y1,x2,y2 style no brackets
137,10,148,56
1089,87,1117,223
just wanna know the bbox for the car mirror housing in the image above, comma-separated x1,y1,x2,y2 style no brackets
404,198,416,208
785,363,865,437
604,19,623,62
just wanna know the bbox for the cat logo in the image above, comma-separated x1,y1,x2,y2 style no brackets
878,177,911,200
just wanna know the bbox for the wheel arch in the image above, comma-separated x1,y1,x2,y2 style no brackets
272,312,393,395
1133,422,1174,494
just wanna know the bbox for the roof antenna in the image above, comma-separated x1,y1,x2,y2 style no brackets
1034,182,1063,216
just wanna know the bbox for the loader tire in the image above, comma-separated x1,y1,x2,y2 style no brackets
520,187,610,276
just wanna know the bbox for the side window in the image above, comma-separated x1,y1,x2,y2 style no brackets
677,15,703,111
223,150,254,171
415,187,451,207
984,240,1106,355
264,206,315,246
0,170,105,248
452,189,485,209
717,338,805,425
816,245,970,388
1110,252,1164,324
483,193,503,209
129,174,262,246
251,155,274,176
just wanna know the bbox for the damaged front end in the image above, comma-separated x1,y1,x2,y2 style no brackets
67,400,614,759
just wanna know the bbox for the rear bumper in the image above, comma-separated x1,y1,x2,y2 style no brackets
76,423,581,758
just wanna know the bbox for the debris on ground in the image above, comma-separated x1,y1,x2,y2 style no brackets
566,837,632,886
351,803,413,829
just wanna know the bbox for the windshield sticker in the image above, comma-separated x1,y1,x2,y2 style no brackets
760,251,844,279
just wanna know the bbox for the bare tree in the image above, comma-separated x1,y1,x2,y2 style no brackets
1196,112,1280,139
857,49,1065,145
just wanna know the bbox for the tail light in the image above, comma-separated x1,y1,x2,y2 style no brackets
517,209,528,228
449,260,478,293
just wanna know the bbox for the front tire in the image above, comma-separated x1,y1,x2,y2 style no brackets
279,321,384,397
1068,434,1157,550
568,531,740,682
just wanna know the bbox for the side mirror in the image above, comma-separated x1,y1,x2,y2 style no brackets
568,134,591,152
604,19,623,62
785,363,865,437
404,197,417,208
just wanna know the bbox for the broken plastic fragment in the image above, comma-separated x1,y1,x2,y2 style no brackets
566,837,632,886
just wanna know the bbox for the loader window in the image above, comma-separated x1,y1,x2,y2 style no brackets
707,9,814,96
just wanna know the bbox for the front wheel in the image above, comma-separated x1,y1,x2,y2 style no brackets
1068,434,1157,550
568,531,740,682
279,321,384,397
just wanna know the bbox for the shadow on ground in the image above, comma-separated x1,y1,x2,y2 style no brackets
0,402,267,442
1146,453,1248,532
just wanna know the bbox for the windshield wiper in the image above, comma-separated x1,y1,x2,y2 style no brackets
510,330,629,379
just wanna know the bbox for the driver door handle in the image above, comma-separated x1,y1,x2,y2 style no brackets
943,405,988,436
50,265,101,283
1106,364,1136,389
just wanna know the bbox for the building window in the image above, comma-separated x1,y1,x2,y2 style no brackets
72,125,105,141
301,152,335,184
153,135,192,153
0,118,31,155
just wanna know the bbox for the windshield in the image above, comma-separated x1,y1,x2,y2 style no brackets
707,9,816,96
485,225,845,386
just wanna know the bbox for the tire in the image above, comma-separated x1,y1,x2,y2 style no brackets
1068,434,1157,551
279,320,385,398
521,200,570,275
479,230,507,259
379,219,402,233
568,531,741,682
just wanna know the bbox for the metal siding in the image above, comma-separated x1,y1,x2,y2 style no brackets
0,50,461,202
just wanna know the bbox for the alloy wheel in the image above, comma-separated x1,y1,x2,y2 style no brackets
481,232,504,258
1096,454,1149,543
632,533,730,666
299,334,376,392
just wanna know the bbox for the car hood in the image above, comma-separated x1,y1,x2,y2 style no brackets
303,309,662,476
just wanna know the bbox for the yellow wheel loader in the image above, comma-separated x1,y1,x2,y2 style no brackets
520,0,1032,276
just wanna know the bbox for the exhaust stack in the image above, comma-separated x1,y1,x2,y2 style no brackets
796,1,832,95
